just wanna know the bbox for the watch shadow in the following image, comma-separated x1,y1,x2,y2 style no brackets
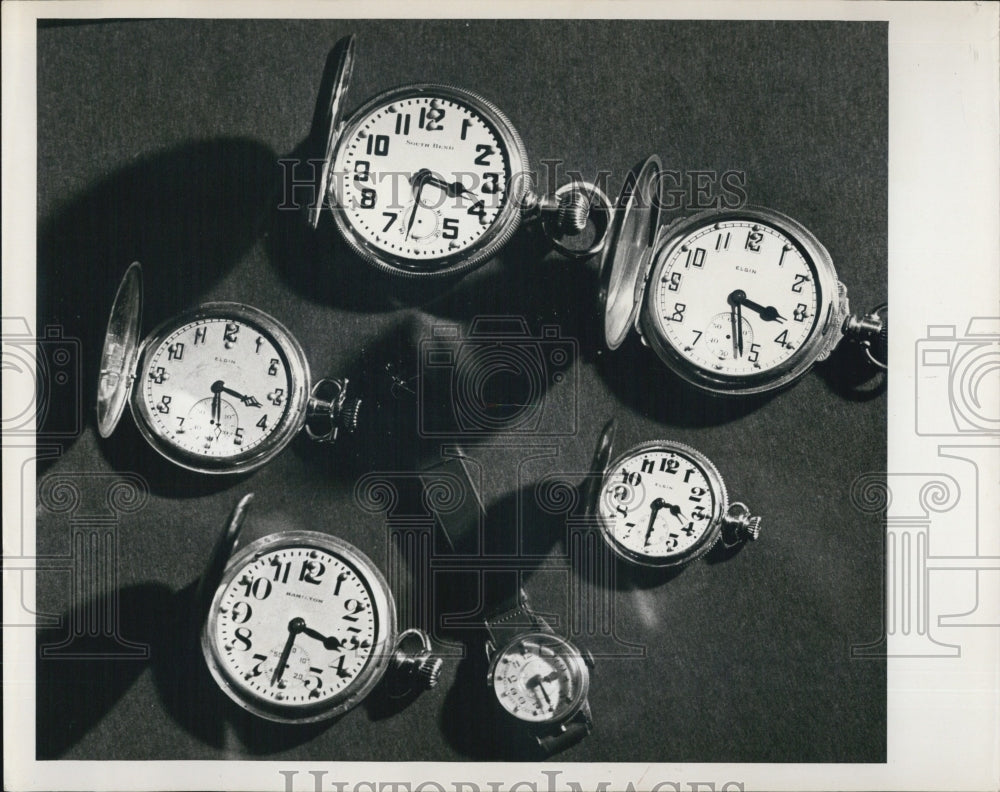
96,413,254,499
592,332,775,428
35,137,281,471
35,581,174,759
35,576,344,758
815,338,888,401
436,635,545,760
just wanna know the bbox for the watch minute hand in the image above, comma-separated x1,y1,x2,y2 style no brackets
644,498,667,547
271,617,305,685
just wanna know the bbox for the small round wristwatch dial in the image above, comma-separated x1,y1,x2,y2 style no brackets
491,633,585,723
648,219,820,379
334,91,514,265
598,442,726,565
208,542,380,712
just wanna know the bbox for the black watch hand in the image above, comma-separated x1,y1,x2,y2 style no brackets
663,502,687,524
300,624,343,651
729,289,786,323
210,388,221,426
424,173,474,199
405,170,432,240
730,300,743,358
644,498,667,547
212,380,261,408
271,617,305,685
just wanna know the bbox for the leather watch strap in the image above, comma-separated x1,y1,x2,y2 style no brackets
482,596,549,649
536,702,593,754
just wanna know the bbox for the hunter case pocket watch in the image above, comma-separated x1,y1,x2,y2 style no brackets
599,155,888,396
97,262,364,474
585,420,760,567
198,494,441,724
306,35,610,280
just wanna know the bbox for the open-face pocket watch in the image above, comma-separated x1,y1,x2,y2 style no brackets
305,35,611,280
197,493,441,724
598,155,888,397
97,262,365,474
584,420,760,567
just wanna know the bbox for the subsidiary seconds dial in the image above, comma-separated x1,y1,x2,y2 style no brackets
651,220,819,377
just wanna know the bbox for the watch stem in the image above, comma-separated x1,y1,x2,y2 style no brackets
386,628,441,698
338,397,362,434
414,655,443,690
842,303,888,370
721,502,761,547
556,189,590,235
742,515,762,542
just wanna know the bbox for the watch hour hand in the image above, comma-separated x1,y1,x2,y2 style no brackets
300,624,343,651
213,380,262,408
424,173,475,199
664,502,687,523
729,289,786,323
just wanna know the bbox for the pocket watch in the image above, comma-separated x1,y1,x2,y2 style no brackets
306,35,610,279
198,493,442,724
97,262,363,474
598,155,888,396
585,419,760,567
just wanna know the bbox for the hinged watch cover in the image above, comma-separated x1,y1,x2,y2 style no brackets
97,261,143,438
308,34,356,229
597,155,663,350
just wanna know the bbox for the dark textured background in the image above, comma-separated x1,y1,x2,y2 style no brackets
34,18,887,762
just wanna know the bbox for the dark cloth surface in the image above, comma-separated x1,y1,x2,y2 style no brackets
34,18,887,762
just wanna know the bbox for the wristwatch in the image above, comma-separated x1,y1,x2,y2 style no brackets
418,454,595,755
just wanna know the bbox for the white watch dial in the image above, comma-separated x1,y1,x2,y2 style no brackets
492,634,584,723
649,219,820,378
334,93,513,264
210,545,379,708
599,445,721,562
139,316,294,460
